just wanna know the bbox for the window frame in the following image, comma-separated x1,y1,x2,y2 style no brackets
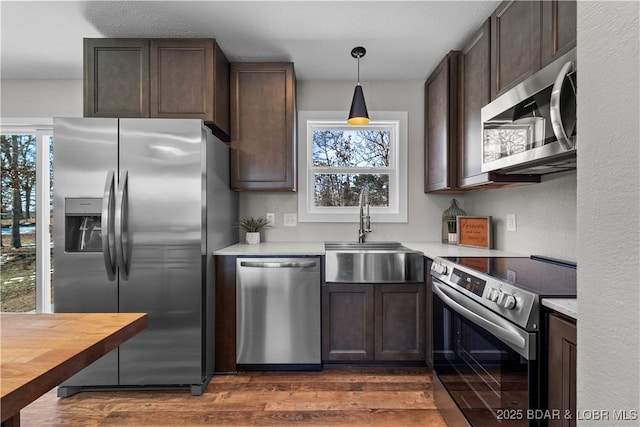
0,118,53,313
297,111,408,223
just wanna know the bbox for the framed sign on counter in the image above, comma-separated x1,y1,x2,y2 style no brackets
457,216,492,249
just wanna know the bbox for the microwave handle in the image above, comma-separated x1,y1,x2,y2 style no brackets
549,60,575,150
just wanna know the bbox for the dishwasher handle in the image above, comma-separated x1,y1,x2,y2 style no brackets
240,260,318,269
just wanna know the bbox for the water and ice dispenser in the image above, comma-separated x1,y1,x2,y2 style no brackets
65,198,103,252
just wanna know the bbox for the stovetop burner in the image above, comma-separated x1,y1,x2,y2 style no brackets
441,256,576,298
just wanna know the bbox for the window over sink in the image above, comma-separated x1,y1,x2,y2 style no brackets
298,111,407,223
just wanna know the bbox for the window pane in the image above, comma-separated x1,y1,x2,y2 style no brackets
1,134,37,312
314,173,389,207
312,129,390,167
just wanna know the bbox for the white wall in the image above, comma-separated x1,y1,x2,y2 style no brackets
577,2,640,424
0,80,82,118
464,171,576,261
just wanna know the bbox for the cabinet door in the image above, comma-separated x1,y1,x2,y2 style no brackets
424,52,459,192
548,313,577,427
458,20,492,188
322,284,374,361
214,255,237,373
150,39,230,139
425,258,433,367
84,39,150,118
230,63,296,191
490,0,542,98
541,0,577,68
374,284,425,361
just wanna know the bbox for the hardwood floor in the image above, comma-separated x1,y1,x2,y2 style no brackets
20,367,446,426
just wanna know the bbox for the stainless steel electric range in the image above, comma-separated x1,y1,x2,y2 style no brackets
430,256,577,427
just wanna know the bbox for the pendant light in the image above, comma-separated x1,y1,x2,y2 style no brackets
348,46,370,125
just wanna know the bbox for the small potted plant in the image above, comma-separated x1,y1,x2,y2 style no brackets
238,216,271,244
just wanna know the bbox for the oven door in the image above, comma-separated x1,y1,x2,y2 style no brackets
432,277,538,427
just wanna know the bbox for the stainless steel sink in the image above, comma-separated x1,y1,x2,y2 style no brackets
324,241,424,283
324,241,405,251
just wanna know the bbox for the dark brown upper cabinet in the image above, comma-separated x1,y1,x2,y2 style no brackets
84,38,230,141
150,39,230,139
541,0,577,68
230,63,296,192
491,0,576,99
84,39,150,118
490,0,542,99
458,20,540,189
458,21,491,188
424,51,459,193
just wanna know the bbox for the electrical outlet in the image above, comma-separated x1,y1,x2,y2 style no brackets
507,269,517,283
283,213,297,227
265,213,275,226
507,214,517,232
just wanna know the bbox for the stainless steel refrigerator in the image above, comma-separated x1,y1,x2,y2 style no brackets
53,118,237,396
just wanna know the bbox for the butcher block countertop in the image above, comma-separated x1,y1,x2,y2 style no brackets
0,312,147,424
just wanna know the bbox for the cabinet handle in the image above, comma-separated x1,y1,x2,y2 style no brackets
240,261,317,269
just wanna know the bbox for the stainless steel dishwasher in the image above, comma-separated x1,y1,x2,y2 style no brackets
236,257,321,368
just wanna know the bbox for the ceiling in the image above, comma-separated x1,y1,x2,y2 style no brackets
1,0,500,81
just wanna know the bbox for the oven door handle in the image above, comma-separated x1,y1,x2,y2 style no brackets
433,280,535,360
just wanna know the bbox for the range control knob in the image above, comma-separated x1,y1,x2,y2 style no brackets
487,288,500,302
502,295,517,310
431,263,448,275
495,293,517,310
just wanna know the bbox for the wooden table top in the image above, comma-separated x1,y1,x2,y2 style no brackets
0,312,147,423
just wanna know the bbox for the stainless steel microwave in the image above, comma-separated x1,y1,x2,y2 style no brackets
481,48,577,174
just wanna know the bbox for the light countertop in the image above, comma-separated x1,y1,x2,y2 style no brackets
213,240,526,259
542,298,577,320
214,241,325,256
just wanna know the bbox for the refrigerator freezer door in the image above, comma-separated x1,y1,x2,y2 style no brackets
117,119,204,386
53,117,119,386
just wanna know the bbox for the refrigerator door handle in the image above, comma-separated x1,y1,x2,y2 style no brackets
101,170,117,281
115,170,130,280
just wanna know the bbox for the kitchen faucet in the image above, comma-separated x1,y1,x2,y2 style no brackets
358,187,371,243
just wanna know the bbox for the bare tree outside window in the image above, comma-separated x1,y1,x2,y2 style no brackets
1,134,38,312
312,129,390,207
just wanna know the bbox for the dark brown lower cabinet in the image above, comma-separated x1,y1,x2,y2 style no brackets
547,312,577,427
425,258,434,367
322,285,375,361
374,284,426,361
214,255,237,373
322,283,425,362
